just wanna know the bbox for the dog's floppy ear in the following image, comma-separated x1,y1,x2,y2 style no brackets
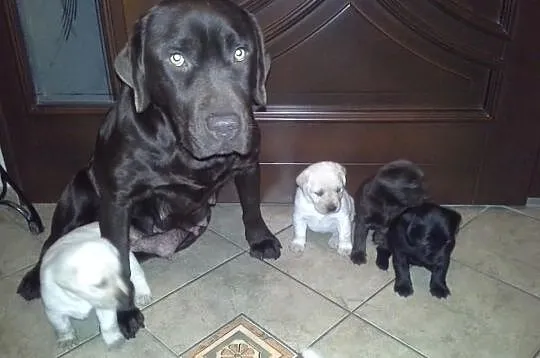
114,17,150,113
446,209,462,238
296,167,310,188
333,162,347,186
247,12,271,107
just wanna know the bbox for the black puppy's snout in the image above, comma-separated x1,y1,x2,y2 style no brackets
207,113,240,138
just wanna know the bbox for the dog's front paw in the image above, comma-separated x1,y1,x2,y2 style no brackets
135,293,152,307
247,226,282,260
337,242,353,256
117,308,144,339
102,328,126,349
350,251,367,265
394,280,414,297
328,235,339,249
430,284,451,299
375,255,389,271
289,239,305,255
57,330,78,350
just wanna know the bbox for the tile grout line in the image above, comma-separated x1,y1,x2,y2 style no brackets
141,251,246,310
499,205,540,222
353,313,430,358
458,205,491,229
351,279,395,311
144,328,182,357
304,311,353,350
57,333,99,357
451,257,540,302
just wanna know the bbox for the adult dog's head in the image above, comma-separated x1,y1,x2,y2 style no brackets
114,0,271,159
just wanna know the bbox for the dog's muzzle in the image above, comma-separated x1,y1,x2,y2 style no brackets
206,113,240,140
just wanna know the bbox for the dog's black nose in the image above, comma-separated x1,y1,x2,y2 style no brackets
326,204,338,212
206,113,240,138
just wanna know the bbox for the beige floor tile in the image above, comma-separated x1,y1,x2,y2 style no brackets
356,262,540,358
0,204,54,277
140,230,242,302
508,206,540,220
209,204,293,248
144,253,347,355
307,315,423,358
453,207,540,297
0,271,99,358
272,227,393,310
61,329,175,358
445,205,487,226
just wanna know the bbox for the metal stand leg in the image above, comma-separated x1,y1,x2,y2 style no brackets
0,165,44,234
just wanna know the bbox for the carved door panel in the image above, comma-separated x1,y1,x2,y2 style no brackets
2,0,539,204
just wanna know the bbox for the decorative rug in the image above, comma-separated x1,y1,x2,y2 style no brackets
183,314,298,358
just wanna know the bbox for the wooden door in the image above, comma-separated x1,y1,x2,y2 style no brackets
1,0,540,205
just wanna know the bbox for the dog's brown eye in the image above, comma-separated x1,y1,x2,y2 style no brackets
234,48,247,62
336,187,343,193
315,190,324,196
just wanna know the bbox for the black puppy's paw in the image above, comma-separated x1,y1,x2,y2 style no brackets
350,251,367,265
394,280,414,297
375,255,389,271
17,267,41,301
117,308,145,339
430,284,451,299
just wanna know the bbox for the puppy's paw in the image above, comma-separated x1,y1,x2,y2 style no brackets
350,251,367,265
394,281,414,297
57,331,78,350
328,235,339,249
117,308,144,340
102,328,126,349
375,256,389,271
289,239,305,255
135,293,152,307
430,284,451,299
337,242,353,256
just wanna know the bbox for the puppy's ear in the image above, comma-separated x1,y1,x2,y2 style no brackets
247,12,271,108
447,209,462,238
334,162,347,186
296,167,310,188
114,16,150,113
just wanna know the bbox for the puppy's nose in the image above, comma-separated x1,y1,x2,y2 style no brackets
326,203,338,213
206,113,240,139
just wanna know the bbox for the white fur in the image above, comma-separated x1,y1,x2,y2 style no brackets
40,222,152,349
292,161,355,256
301,348,324,358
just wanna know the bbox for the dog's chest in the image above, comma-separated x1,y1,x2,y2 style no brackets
304,214,338,233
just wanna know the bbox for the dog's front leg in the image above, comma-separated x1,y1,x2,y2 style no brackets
100,200,144,339
290,213,307,255
336,218,353,256
392,252,414,297
95,309,124,348
350,217,368,265
234,163,282,260
429,255,451,299
45,310,77,349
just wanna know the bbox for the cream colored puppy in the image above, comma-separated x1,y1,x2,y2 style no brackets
40,222,152,349
291,161,354,256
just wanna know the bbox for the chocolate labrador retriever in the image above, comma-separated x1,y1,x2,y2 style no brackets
17,0,281,339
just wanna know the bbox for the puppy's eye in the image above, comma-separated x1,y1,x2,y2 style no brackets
234,48,247,62
170,53,185,67
314,190,324,197
336,187,343,193
94,278,108,289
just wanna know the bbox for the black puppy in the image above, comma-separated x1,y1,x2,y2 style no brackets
17,0,280,340
350,160,428,265
377,203,461,298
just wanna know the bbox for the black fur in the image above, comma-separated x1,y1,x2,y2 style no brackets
378,203,461,298
350,160,428,265
16,0,280,339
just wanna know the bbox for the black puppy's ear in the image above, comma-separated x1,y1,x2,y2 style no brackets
114,18,150,113
447,209,462,237
247,12,271,107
